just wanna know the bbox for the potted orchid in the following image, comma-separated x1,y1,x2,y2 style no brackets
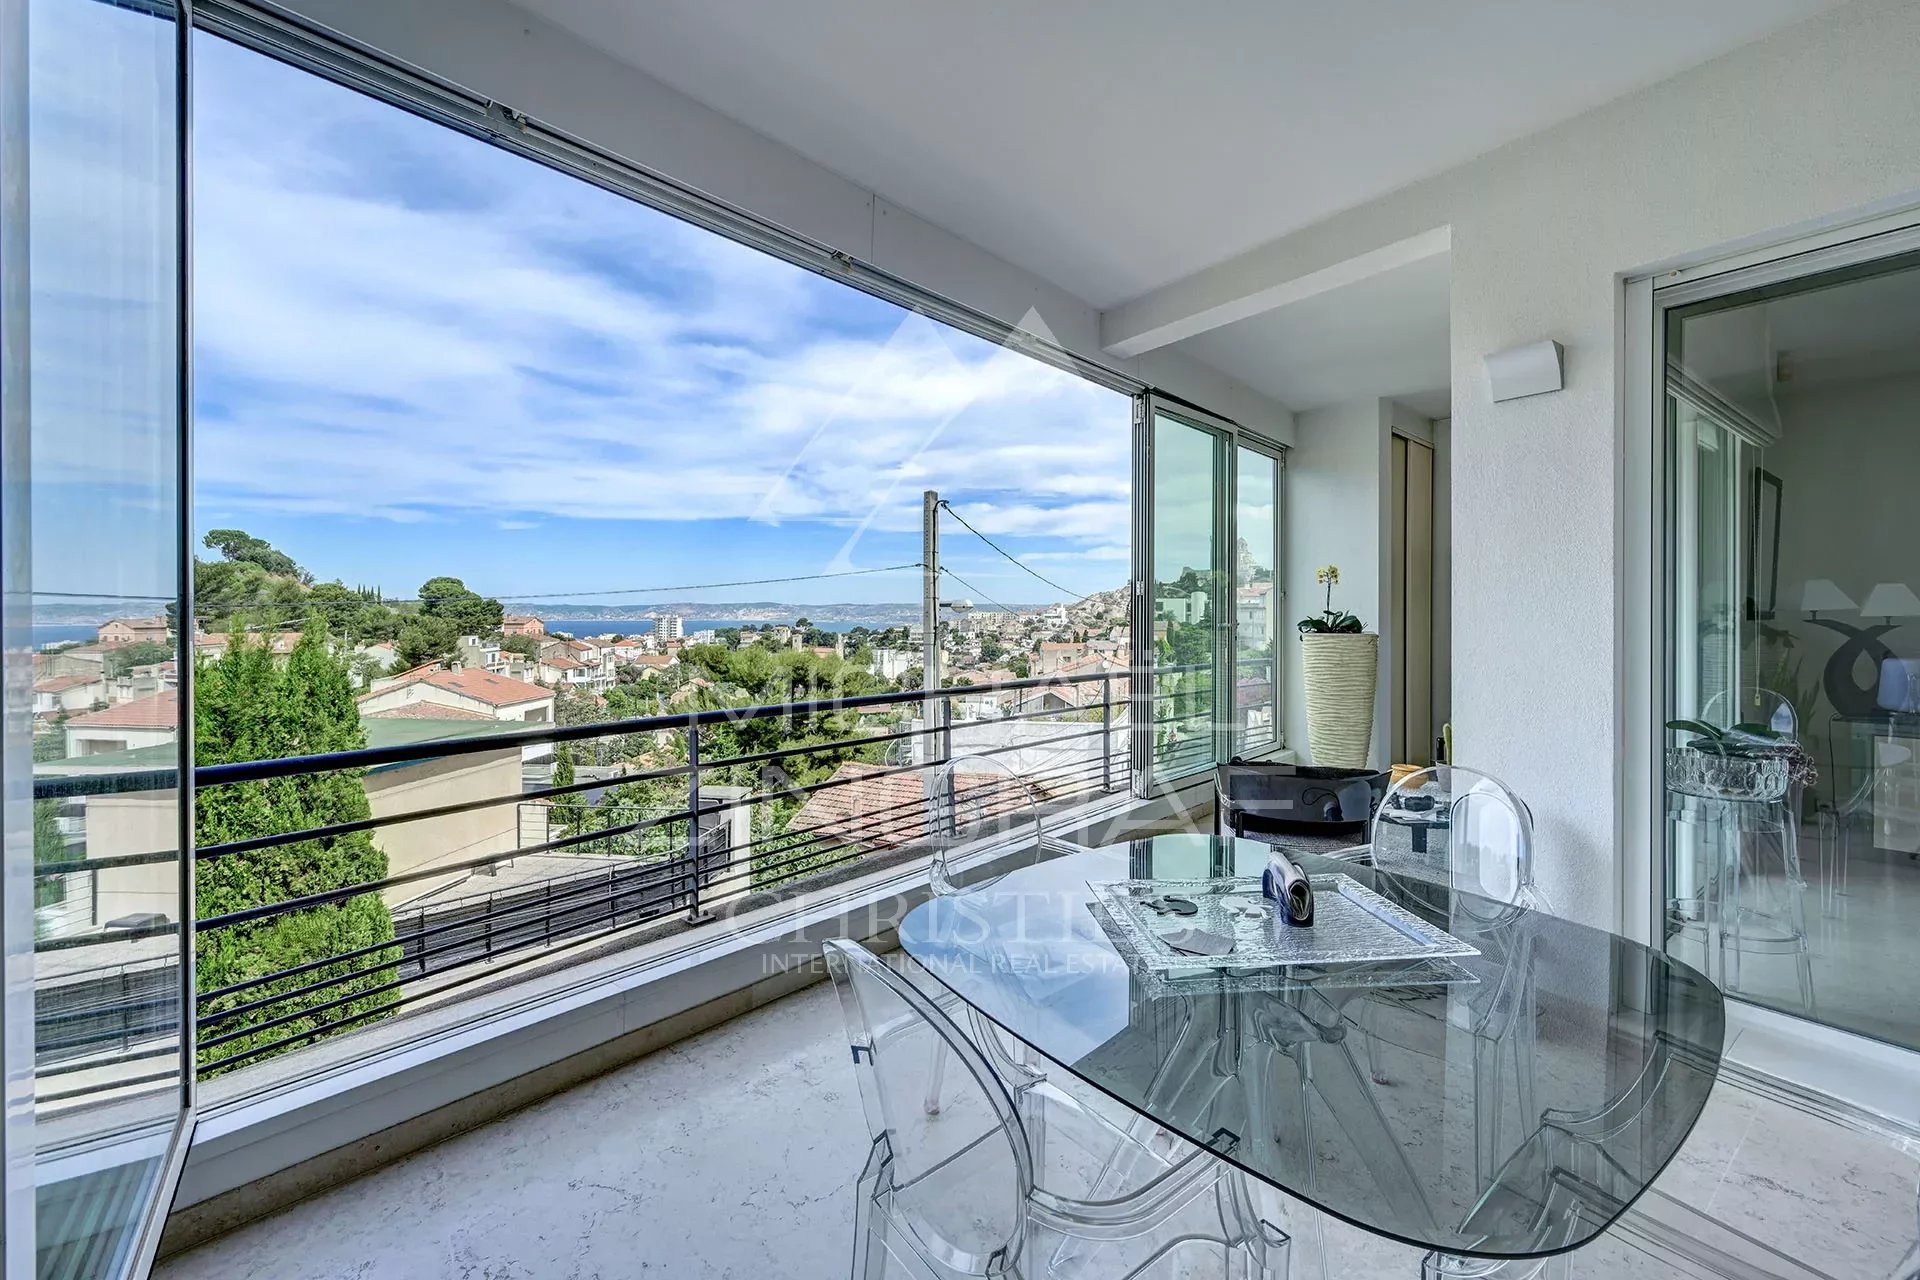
1297,566,1378,768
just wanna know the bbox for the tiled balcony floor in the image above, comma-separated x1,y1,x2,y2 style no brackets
158,969,1920,1280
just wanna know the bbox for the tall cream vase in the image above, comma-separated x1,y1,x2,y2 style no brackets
1300,632,1378,768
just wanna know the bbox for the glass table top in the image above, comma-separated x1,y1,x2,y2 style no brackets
897,834,1726,1260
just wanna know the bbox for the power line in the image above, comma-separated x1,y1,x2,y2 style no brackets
936,500,1093,604
935,566,1022,619
450,563,926,604
178,563,927,613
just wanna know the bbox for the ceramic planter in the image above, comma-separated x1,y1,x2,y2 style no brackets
1300,632,1379,768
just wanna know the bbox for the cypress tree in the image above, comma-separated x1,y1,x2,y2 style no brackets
194,619,398,1074
549,743,584,836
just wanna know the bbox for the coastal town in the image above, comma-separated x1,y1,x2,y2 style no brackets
25,539,1160,937
31,590,1144,762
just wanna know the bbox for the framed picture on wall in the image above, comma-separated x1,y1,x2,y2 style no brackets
1747,468,1783,620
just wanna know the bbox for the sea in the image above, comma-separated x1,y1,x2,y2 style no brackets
32,623,100,650
540,618,887,638
27,617,894,651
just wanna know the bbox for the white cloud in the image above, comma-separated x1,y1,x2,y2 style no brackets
190,38,1132,570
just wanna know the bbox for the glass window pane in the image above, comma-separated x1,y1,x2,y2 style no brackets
11,0,189,1272
1150,415,1219,782
165,30,1134,1092
1234,447,1279,755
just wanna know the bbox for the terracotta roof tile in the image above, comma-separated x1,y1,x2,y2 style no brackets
66,690,177,730
363,703,496,721
784,761,1038,851
419,668,552,706
34,674,102,694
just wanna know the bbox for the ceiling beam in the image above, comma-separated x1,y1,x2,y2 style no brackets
1101,223,1451,359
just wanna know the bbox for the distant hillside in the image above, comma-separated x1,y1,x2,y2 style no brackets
1067,585,1129,619
504,601,935,624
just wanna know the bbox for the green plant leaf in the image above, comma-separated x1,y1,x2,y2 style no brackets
1666,718,1722,739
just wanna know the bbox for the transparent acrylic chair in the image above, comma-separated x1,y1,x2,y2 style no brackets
1673,688,1815,1012
1418,1029,1701,1280
825,938,1295,1278
1371,764,1549,914
921,754,1049,1116
1361,766,1553,1208
1815,724,1913,911
921,759,1324,1276
924,753,1046,900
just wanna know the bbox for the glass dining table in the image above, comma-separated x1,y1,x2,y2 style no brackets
896,834,1726,1267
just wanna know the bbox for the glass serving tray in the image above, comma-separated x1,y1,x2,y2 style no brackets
1090,874,1479,973
1089,903,1480,998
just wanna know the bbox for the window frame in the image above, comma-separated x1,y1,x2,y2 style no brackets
1131,394,1288,797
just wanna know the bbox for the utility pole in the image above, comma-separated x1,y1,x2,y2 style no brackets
922,490,940,763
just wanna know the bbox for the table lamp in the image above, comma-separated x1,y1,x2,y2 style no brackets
1800,578,1856,620
1861,582,1920,626
1809,581,1917,717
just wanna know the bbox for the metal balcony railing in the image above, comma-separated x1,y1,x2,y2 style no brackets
1147,656,1280,775
30,670,1131,1088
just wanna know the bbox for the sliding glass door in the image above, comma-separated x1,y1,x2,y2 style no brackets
4,0,195,1274
1659,237,1920,1054
1139,402,1284,788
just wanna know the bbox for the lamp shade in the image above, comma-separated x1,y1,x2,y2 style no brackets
1861,582,1920,618
1800,578,1856,613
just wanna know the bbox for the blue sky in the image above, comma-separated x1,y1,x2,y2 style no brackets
185,33,1133,609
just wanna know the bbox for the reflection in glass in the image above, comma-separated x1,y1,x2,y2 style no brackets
1663,247,1920,1053
14,0,190,1273
1234,446,1279,755
1149,415,1220,782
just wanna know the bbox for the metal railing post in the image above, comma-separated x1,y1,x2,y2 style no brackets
938,694,956,837
685,721,714,924
1101,674,1113,793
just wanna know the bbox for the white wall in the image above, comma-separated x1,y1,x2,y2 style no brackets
1283,397,1392,768
1163,0,1920,926
369,751,524,906
273,0,1295,448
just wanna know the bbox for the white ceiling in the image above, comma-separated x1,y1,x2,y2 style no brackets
512,0,1842,312
1768,261,1920,388
1176,250,1451,416
1677,256,1920,428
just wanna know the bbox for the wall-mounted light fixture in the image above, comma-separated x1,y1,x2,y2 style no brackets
1485,340,1564,403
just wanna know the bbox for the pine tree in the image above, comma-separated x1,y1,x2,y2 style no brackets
194,619,399,1074
34,799,66,913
